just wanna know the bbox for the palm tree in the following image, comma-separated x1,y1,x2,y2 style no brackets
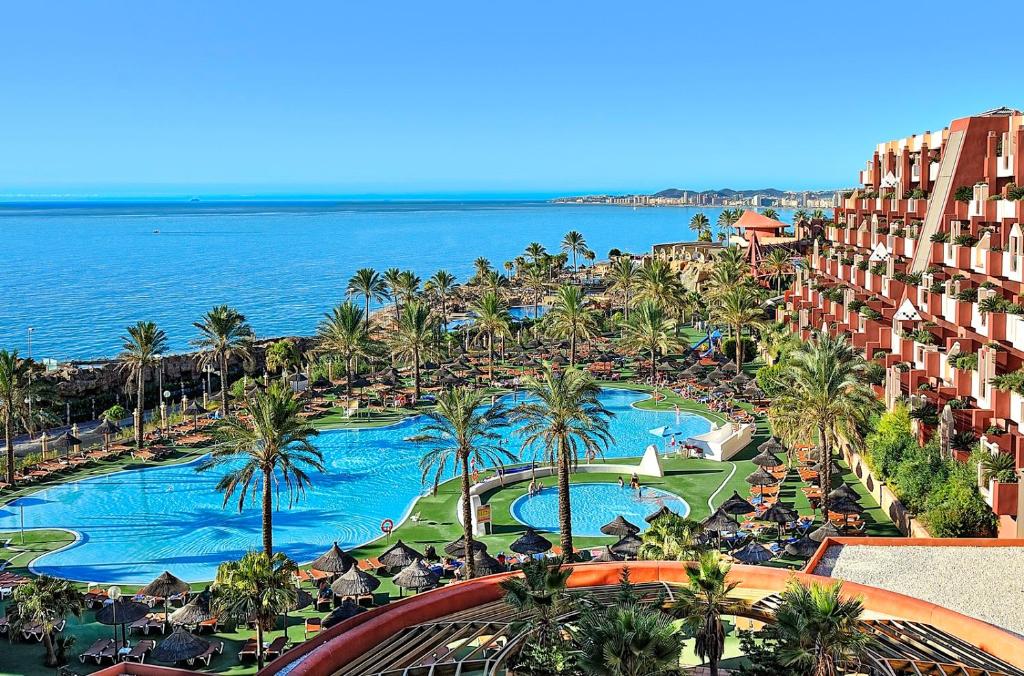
620,301,684,381
980,451,1018,483
607,256,640,322
769,333,879,515
193,305,254,416
811,208,826,220
213,551,298,671
347,267,387,331
576,597,685,676
383,267,404,322
197,383,323,556
316,302,370,394
638,514,705,561
773,579,873,676
472,257,493,284
672,551,744,676
761,248,792,293
481,269,508,296
265,339,300,381
717,208,741,240
425,270,457,329
471,291,511,382
396,269,421,304
119,321,169,449
561,230,588,273
391,299,436,400
503,260,514,279
710,286,766,370
636,259,683,313
513,366,613,557
12,575,84,667
689,212,710,239
545,284,598,365
409,388,513,577
762,207,780,221
523,265,549,319
524,241,547,265
793,209,809,226
0,350,43,485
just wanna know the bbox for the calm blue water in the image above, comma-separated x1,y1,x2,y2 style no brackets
511,483,689,537
0,201,792,360
0,389,710,583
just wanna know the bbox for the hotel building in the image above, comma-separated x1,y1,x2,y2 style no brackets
786,107,1024,537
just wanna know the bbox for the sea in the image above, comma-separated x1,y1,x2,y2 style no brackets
0,200,794,361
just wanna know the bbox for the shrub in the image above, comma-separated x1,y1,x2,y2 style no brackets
950,353,978,371
892,441,948,513
860,307,881,320
954,288,978,302
954,185,974,202
102,404,128,422
722,336,756,364
952,233,978,247
864,404,915,480
1007,183,1024,201
856,260,869,271
755,363,786,398
923,462,996,537
930,231,949,243
847,299,865,314
864,361,885,386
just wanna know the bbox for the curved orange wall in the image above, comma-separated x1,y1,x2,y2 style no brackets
269,561,1024,675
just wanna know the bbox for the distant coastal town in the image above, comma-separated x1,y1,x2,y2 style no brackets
553,186,844,209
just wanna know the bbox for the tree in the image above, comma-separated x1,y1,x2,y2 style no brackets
636,259,683,313
717,209,742,240
620,301,684,381
525,241,548,264
12,575,83,667
500,556,575,674
561,230,588,273
513,366,613,557
793,209,809,226
576,592,685,676
481,269,508,296
710,287,766,371
690,212,710,239
761,248,792,293
523,265,549,319
391,299,437,400
472,257,493,283
425,270,457,330
409,388,513,577
347,267,386,331
673,552,744,676
546,284,599,365
769,333,880,514
383,267,404,322
193,305,254,416
198,383,323,556
316,302,370,394
980,451,1017,484
761,207,780,221
772,579,873,676
213,551,299,671
265,339,301,381
472,291,512,382
638,513,706,561
607,256,640,322
396,269,421,304
119,321,169,449
0,350,45,485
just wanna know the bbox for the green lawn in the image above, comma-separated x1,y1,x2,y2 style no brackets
0,380,900,676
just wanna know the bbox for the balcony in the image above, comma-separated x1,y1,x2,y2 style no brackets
998,155,1015,178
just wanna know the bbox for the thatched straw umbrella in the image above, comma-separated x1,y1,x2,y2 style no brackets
150,626,211,664
330,565,380,599
590,545,623,562
829,484,860,502
378,540,423,571
751,449,784,469
644,505,677,524
323,600,366,629
745,468,780,500
310,541,356,575
468,550,504,577
94,418,121,450
169,594,212,627
720,491,755,522
827,496,865,532
761,504,798,541
702,508,736,533
758,437,786,455
731,541,774,564
443,535,487,557
392,560,439,595
96,598,152,646
510,528,552,556
809,521,842,542
609,533,642,559
183,400,207,432
52,431,82,458
138,571,190,626
600,515,640,537
785,535,821,558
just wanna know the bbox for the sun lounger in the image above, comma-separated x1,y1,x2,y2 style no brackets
304,617,322,638
80,638,112,663
97,640,128,664
238,638,259,661
130,614,165,635
264,636,289,659
196,616,222,633
188,639,223,667
122,639,155,663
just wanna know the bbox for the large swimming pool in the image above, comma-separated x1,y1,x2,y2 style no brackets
0,389,711,583
511,483,689,537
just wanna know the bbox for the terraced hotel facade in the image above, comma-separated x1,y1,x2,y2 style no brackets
786,108,1024,537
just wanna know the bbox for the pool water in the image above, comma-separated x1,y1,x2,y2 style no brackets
510,483,689,537
0,388,711,583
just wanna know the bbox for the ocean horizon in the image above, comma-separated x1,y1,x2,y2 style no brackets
0,200,793,361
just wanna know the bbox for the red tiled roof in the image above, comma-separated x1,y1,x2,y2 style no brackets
735,210,785,232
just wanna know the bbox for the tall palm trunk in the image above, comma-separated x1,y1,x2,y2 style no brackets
42,629,57,667
363,294,371,331
569,332,576,365
262,470,274,556
5,416,14,485
412,346,421,401
650,345,657,382
557,441,573,559
818,424,831,516
487,333,495,382
345,354,354,395
623,290,630,321
461,453,476,579
135,368,145,449
440,295,448,330
255,623,265,671
734,323,744,371
220,354,230,415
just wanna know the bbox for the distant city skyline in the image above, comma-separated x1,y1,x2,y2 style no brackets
2,1,1021,195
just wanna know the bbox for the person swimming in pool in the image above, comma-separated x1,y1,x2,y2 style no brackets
617,476,624,489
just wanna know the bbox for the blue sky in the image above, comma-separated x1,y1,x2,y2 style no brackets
1,0,1020,197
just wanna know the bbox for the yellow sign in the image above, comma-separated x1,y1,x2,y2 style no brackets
476,505,492,524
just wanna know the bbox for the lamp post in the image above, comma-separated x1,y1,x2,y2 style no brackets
161,390,170,433
156,355,164,433
24,396,32,440
107,586,121,645
27,326,33,360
